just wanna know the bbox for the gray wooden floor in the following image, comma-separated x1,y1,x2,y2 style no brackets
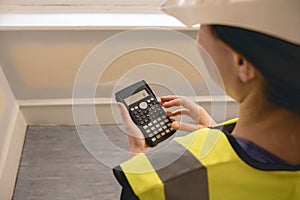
13,125,129,200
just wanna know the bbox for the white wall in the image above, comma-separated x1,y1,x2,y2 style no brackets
0,65,27,200
0,29,238,125
0,30,200,100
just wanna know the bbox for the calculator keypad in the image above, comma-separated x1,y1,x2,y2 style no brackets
130,97,175,145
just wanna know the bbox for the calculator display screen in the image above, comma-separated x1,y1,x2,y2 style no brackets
124,89,149,106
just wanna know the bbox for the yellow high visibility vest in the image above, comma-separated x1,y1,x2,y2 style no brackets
114,119,300,200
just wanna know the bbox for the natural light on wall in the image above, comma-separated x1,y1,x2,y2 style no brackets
0,0,196,30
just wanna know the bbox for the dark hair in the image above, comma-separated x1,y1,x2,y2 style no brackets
212,25,300,115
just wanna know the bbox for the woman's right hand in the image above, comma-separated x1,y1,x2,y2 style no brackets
160,96,216,132
117,103,151,158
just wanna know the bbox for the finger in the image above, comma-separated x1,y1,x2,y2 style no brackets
160,95,178,101
171,121,206,132
169,109,190,117
166,110,189,118
160,95,178,104
117,103,134,126
166,111,173,117
162,96,195,110
117,103,142,135
162,98,182,108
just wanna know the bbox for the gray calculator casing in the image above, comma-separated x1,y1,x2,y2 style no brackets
115,80,176,146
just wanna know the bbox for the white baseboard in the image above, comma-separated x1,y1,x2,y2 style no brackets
19,96,239,125
0,110,27,200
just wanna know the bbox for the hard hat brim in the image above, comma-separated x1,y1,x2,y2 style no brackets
161,0,300,45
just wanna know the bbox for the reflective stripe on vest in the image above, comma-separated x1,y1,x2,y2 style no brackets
120,119,300,199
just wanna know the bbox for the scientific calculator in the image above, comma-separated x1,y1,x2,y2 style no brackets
115,80,176,146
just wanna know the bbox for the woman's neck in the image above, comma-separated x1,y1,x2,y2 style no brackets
232,93,300,165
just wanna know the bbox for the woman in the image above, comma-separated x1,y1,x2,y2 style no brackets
113,0,300,199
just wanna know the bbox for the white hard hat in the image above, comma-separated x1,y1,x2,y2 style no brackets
161,0,300,45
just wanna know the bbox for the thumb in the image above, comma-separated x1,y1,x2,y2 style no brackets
117,103,134,126
117,103,145,139
171,121,206,133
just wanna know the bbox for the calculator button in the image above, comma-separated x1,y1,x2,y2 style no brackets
151,137,157,142
162,116,166,119
156,134,161,139
161,132,166,136
166,129,170,133
139,102,148,109
157,117,162,121
158,128,163,132
153,120,157,124
143,125,148,129
151,127,155,131
164,119,169,123
149,133,154,137
146,129,151,133
155,124,160,128
148,122,153,126
160,122,164,126
154,130,158,134
163,125,167,129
